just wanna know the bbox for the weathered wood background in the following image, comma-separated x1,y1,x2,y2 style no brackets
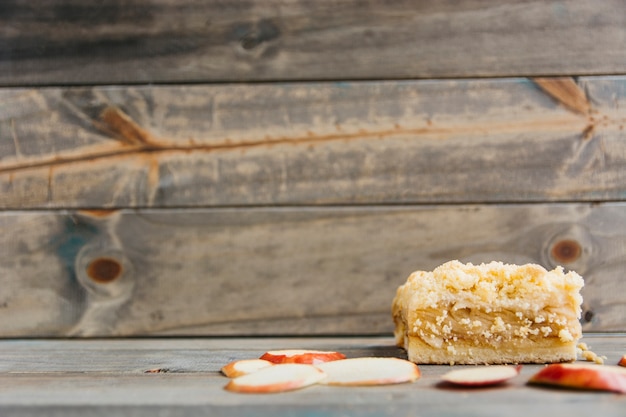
1,0,625,337
2,77,626,209
1,0,625,84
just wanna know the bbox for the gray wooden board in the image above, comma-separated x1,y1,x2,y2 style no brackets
1,203,625,337
0,0,624,85
1,76,625,209
0,335,625,417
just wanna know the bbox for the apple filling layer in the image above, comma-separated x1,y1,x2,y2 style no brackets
393,261,584,364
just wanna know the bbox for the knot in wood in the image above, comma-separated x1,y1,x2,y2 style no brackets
75,245,134,300
550,239,582,264
240,33,262,50
87,257,123,284
238,19,280,50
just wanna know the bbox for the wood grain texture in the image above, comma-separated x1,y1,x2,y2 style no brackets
1,76,625,209
0,0,625,86
1,203,624,337
0,335,625,417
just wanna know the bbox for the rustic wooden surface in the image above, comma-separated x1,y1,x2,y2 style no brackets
2,203,624,337
1,0,624,85
2,76,625,209
0,335,625,417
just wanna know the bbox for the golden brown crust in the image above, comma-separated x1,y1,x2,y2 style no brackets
403,335,578,365
392,260,584,364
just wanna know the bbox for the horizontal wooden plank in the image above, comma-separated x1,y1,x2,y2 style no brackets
1,76,625,208
0,0,624,86
1,203,624,337
0,335,625,417
0,336,407,374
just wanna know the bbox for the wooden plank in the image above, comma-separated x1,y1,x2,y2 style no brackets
1,203,624,337
1,335,623,372
1,76,625,208
0,0,624,86
0,336,406,373
0,335,625,417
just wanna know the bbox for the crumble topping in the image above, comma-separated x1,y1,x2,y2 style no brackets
392,260,585,364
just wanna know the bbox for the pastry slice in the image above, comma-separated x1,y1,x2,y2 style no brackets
392,260,584,364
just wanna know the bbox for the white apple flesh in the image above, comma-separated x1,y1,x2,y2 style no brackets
441,365,521,387
224,363,326,393
221,359,274,378
315,357,421,386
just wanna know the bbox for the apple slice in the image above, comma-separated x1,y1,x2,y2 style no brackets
260,349,346,365
315,357,420,386
221,359,274,378
441,365,521,387
529,363,626,393
618,355,626,367
224,363,326,393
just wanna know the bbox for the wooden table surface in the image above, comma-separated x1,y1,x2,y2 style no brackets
1,334,625,416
